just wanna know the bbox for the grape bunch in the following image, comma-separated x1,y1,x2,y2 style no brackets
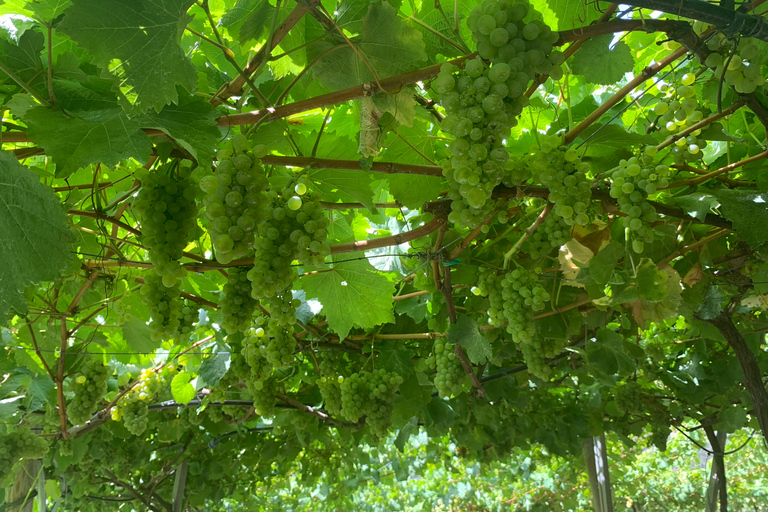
525,136,592,227
521,211,571,260
111,368,168,435
178,300,199,338
316,352,345,416
609,152,669,253
242,316,297,369
0,429,49,483
652,79,708,164
477,269,556,379
68,360,111,425
613,380,643,415
433,339,468,398
432,0,562,228
706,35,767,94
133,167,199,288
139,272,184,341
248,374,279,418
200,134,270,264
221,267,259,334
339,369,403,436
247,191,330,320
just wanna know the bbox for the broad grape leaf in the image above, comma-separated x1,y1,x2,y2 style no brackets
571,35,634,85
26,0,72,21
198,351,230,387
580,124,658,150
171,371,196,405
0,151,73,322
668,192,720,222
221,0,272,45
588,240,623,286
120,316,160,353
386,174,445,209
711,189,768,247
137,93,222,165
24,106,152,177
311,2,427,91
58,0,198,112
302,259,395,340
546,0,601,30
0,29,44,88
448,314,491,365
414,0,464,59
308,168,376,212
371,87,417,127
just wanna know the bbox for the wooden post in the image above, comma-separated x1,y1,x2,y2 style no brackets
582,435,614,512
5,460,41,512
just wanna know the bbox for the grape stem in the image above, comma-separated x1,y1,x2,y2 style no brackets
503,204,553,269
275,393,364,428
453,344,487,399
57,318,70,439
664,149,768,189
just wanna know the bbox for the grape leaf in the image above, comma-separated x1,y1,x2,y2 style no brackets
198,351,230,387
221,0,272,45
447,314,491,365
23,106,152,177
0,29,44,89
571,35,634,85
58,0,198,112
308,168,376,212
668,192,720,222
414,0,464,59
137,93,222,165
171,371,196,405
120,316,160,354
546,0,602,30
302,259,395,340
311,2,427,91
711,189,768,247
587,240,623,286
386,174,444,209
26,0,72,21
0,151,73,322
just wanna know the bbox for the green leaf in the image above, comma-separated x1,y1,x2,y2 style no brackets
447,314,490,365
302,259,395,340
571,35,634,85
668,192,719,222
24,107,152,177
171,371,196,404
137,92,222,165
221,0,272,45
0,29,44,88
198,351,230,387
414,0,465,59
58,0,198,112
580,123,657,150
308,168,376,212
120,316,160,354
387,174,445,209
371,87,418,127
588,240,623,286
635,258,669,303
0,151,73,322
26,0,72,21
25,372,56,406
546,0,602,30
711,189,768,247
311,2,427,91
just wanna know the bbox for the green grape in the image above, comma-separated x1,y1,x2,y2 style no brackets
614,380,643,415
247,192,329,322
134,166,198,281
433,339,468,398
221,267,258,334
286,196,303,210
524,135,593,226
609,155,667,252
0,429,50,483
68,360,111,425
203,134,270,264
111,368,168,435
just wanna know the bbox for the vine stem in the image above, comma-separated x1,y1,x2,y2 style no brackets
57,319,69,439
260,155,442,176
25,318,55,381
503,203,552,269
210,0,318,105
564,45,688,144
656,100,746,151
665,149,768,189
275,393,364,428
